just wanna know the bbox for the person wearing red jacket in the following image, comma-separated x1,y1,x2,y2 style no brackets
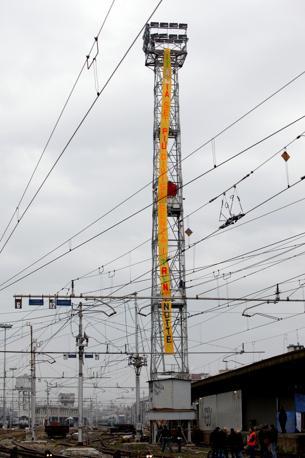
247,427,257,458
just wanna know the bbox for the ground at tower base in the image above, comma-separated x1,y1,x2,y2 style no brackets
0,424,303,457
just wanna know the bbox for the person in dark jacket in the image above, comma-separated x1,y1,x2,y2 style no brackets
278,407,287,433
210,427,221,457
160,425,172,452
228,428,237,458
235,429,244,458
228,428,244,458
258,425,269,457
176,426,183,452
10,447,18,458
269,425,278,458
218,428,228,458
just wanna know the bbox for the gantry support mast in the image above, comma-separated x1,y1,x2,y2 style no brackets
143,22,189,380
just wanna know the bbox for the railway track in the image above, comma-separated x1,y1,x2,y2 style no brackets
0,430,176,458
0,444,63,458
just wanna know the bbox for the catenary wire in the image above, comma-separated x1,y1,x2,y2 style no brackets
82,176,305,299
182,68,305,162
0,0,163,255
0,0,117,246
1,115,304,294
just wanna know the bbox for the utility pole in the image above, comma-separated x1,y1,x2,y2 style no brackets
76,302,88,445
128,295,147,441
9,367,17,427
13,292,110,444
45,382,57,425
29,324,36,441
0,323,13,428
46,382,50,424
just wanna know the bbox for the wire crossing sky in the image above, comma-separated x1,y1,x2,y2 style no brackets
1,0,305,397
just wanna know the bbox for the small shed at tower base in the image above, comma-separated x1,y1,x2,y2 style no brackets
147,378,196,442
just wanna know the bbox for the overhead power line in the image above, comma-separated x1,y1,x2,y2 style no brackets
183,67,305,162
0,0,163,256
92,225,305,309
188,229,305,276
186,267,305,337
0,116,304,294
113,176,305,300
71,130,305,290
186,130,305,219
185,173,305,254
190,311,304,350
0,350,264,355
0,57,304,279
183,115,305,190
0,0,117,247
64,189,305,299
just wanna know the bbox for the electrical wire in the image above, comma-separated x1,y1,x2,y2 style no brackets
58,128,305,296
83,181,305,300
1,115,304,294
189,240,305,293
0,0,117,247
185,174,305,254
0,0,163,255
182,68,305,163
186,131,305,219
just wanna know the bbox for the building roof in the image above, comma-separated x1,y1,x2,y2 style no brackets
191,349,305,400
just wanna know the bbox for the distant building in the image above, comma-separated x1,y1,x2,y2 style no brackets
190,373,210,381
15,374,31,420
36,403,78,425
287,344,304,352
58,392,75,406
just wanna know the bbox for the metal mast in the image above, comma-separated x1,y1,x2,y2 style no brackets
128,294,147,440
0,324,13,428
76,302,88,445
143,22,189,379
29,324,36,441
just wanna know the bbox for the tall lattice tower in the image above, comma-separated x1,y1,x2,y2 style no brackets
143,22,189,380
143,22,194,442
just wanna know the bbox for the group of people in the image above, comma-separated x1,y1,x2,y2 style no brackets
210,427,244,458
210,424,278,458
157,425,185,452
247,425,278,458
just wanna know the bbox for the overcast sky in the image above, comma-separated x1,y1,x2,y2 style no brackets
1,0,305,406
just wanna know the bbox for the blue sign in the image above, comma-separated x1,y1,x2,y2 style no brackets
64,353,76,358
56,299,72,307
29,298,44,306
85,353,93,359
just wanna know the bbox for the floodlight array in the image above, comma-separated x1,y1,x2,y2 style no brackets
150,22,187,30
150,32,187,44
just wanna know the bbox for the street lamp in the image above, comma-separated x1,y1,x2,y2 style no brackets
0,324,13,428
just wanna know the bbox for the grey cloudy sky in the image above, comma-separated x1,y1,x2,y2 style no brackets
1,0,305,405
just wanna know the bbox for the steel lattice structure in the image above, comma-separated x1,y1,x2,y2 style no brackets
143,22,189,380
